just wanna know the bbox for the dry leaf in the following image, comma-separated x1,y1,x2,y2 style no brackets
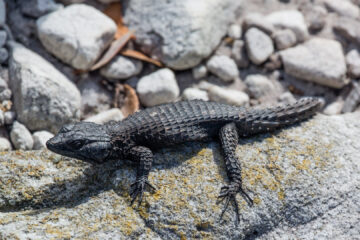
121,49,163,67
114,84,139,117
103,2,134,40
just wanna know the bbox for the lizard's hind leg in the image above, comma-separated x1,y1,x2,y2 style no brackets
217,122,253,224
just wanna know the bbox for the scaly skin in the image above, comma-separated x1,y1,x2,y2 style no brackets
47,97,322,223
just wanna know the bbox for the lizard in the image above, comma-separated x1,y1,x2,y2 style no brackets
46,97,322,223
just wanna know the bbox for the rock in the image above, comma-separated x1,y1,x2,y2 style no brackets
0,110,3,126
244,74,276,100
4,111,15,125
85,108,124,124
228,24,242,39
264,53,282,71
324,0,359,18
0,89,11,101
323,99,344,115
278,91,296,104
32,131,54,150
21,0,62,18
231,40,249,68
0,137,11,151
0,0,5,27
10,121,34,150
333,17,360,46
192,64,208,80
182,88,209,101
280,38,348,89
245,28,274,65
0,31,6,48
243,13,275,35
8,42,81,133
100,56,143,81
206,55,239,82
265,10,308,42
0,48,8,64
0,112,359,239
273,29,297,50
137,68,180,107
96,0,120,3
303,5,327,31
208,86,249,106
123,0,242,70
342,81,360,113
346,49,360,78
37,4,116,70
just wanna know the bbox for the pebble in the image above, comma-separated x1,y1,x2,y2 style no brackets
323,99,344,115
342,81,360,113
273,29,297,50
304,5,327,31
265,10,308,42
37,4,116,70
208,86,249,106
0,48,8,64
10,121,34,150
324,0,359,19
182,88,209,101
278,91,296,104
280,38,348,89
231,40,249,68
244,74,276,100
4,111,16,125
192,64,208,80
21,0,62,18
32,131,54,150
227,24,242,39
243,13,275,35
0,31,6,47
206,55,239,82
100,56,143,81
0,0,5,27
0,89,11,101
245,28,274,65
85,108,124,124
346,49,360,78
137,68,180,107
0,137,12,151
264,53,282,71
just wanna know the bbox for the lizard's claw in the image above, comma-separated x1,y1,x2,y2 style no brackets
130,178,156,207
216,183,253,224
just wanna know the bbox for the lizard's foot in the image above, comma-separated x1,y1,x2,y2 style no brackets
130,177,156,207
217,183,253,224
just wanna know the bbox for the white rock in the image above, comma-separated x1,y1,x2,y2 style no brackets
273,29,297,50
208,86,249,106
278,92,296,104
0,31,6,47
280,38,348,89
231,40,249,68
227,24,242,39
8,42,81,133
324,0,359,18
245,28,274,65
37,4,116,70
333,17,360,46
206,55,239,82
323,100,344,115
192,64,208,80
266,10,308,42
0,0,5,27
304,5,327,31
10,121,33,150
243,13,275,35
32,131,54,150
85,108,124,124
137,68,180,107
100,56,143,80
244,74,276,99
346,49,360,78
4,111,15,125
182,88,209,101
0,137,11,151
0,48,8,64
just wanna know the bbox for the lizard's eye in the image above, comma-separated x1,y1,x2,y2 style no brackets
70,140,84,149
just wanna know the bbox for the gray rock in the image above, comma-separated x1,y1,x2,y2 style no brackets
4,111,15,125
0,31,6,48
0,76,7,91
0,48,8,64
0,112,359,239
231,40,249,68
333,17,360,46
0,137,11,151
304,5,327,31
123,0,242,70
0,109,3,126
182,88,209,101
0,0,5,27
8,42,81,133
324,0,359,18
208,86,249,106
273,29,297,50
245,28,274,65
10,121,34,150
192,64,208,80
346,49,360,78
323,99,344,115
228,24,242,39
244,74,276,100
85,108,124,124
137,68,180,107
0,89,11,101
32,130,54,150
280,38,348,89
100,56,143,81
243,13,275,35
264,53,282,71
278,91,296,104
342,81,360,113
21,0,62,18
37,4,116,70
265,10,308,42
206,55,239,82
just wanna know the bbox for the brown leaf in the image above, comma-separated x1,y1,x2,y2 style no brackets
120,49,163,67
103,2,134,40
114,84,139,118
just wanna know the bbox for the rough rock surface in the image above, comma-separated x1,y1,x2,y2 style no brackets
123,0,242,70
37,4,116,70
100,56,143,81
0,137,11,151
244,74,277,100
273,29,297,50
192,64,208,80
0,112,359,239
8,42,81,133
280,38,348,89
245,28,274,65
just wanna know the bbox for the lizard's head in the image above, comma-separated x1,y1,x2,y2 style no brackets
46,122,113,163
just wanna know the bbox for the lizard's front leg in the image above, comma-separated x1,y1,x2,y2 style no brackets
127,146,156,206
218,122,253,223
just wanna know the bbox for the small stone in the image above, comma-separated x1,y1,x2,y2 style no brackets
333,17,360,46
192,64,208,80
0,137,12,151
100,56,143,81
342,81,360,113
0,89,11,101
231,40,249,68
85,108,124,124
0,110,4,126
0,0,5,27
0,48,8,64
206,55,239,82
304,5,327,31
208,86,249,106
137,68,180,107
273,29,297,50
10,121,34,150
323,99,344,115
21,0,62,18
346,49,360,78
32,131,54,150
278,92,296,104
266,10,308,42
182,88,209,101
245,28,274,65
0,76,8,91
324,0,359,18
4,111,16,125
264,53,282,71
243,13,275,35
244,74,276,100
227,24,242,39
0,31,6,48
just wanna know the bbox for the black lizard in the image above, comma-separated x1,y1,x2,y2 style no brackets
46,97,322,223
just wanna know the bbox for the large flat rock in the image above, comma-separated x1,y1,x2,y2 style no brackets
0,112,359,239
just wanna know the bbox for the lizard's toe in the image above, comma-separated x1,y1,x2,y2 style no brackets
130,178,156,207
